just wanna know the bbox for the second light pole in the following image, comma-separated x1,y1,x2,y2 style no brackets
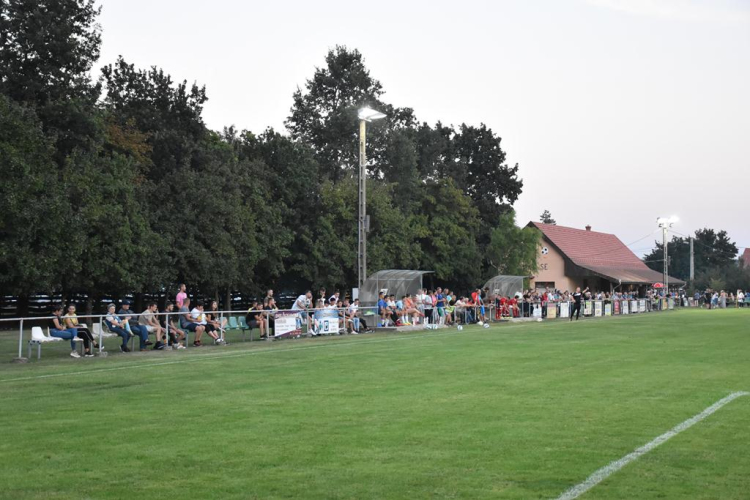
657,216,678,292
357,107,386,291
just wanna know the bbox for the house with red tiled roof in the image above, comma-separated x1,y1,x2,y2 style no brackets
526,222,685,293
740,249,750,268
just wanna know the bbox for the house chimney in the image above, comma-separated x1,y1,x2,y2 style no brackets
585,225,592,231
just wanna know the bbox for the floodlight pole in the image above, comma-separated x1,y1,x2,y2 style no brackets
662,225,669,293
657,217,677,296
358,118,367,290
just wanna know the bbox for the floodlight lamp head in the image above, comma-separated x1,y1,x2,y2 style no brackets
358,107,386,122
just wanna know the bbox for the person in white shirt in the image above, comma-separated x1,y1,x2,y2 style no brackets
292,291,313,332
191,302,223,344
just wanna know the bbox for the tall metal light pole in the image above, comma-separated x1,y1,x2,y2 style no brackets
657,216,678,292
357,107,386,291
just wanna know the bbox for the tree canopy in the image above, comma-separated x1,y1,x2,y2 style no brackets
8,3,663,311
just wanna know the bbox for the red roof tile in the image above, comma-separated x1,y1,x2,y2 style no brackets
528,222,684,285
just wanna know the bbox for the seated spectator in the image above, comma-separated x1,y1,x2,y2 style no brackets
179,297,205,346
104,303,132,353
377,292,389,327
140,302,167,350
162,302,186,349
119,300,151,350
63,303,98,350
191,301,224,345
245,301,267,339
50,304,92,358
263,298,278,337
402,294,424,325
207,301,227,334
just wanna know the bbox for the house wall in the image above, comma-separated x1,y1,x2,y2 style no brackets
530,238,578,292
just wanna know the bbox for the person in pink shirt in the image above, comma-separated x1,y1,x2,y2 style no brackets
176,284,187,308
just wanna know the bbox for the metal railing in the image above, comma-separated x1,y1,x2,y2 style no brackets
1,296,704,361
2,306,381,360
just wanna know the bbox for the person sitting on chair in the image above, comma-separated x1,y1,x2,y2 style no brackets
63,304,98,350
104,303,132,353
51,304,92,358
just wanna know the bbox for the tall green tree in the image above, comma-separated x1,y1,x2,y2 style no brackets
0,0,102,160
0,95,69,293
643,228,739,282
286,45,416,181
486,211,540,277
540,210,556,225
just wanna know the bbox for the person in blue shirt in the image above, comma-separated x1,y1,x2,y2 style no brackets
435,287,446,324
377,292,388,326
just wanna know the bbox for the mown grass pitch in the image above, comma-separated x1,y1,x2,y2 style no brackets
1,309,748,499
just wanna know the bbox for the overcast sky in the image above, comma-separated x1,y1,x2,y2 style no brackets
96,0,750,256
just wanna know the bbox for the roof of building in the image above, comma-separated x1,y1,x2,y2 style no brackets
528,222,685,285
741,248,750,266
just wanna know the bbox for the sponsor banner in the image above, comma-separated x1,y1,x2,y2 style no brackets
604,303,612,316
630,300,638,314
623,300,629,314
547,305,557,319
559,302,570,318
584,301,593,316
639,300,646,313
274,310,301,338
533,304,542,318
668,298,675,310
613,300,620,315
594,301,603,317
314,308,340,335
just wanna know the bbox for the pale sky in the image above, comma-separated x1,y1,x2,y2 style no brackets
96,0,750,256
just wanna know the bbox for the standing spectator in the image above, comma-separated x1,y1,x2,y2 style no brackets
104,303,132,353
292,291,313,333
435,288,446,325
570,287,587,321
176,284,188,308
738,289,745,308
50,304,91,358
119,300,151,350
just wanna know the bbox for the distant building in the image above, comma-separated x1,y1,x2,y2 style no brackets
740,248,750,268
527,222,685,293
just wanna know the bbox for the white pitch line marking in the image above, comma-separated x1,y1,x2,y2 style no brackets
555,391,750,500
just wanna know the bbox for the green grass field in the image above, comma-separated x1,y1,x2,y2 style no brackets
1,309,748,499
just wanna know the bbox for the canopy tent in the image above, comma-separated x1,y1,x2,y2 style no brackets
482,275,525,299
359,270,433,306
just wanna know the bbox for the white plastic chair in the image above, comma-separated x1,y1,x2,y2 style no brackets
92,322,116,353
28,326,63,359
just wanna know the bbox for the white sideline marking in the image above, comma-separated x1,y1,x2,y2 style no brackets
555,391,750,500
0,328,468,384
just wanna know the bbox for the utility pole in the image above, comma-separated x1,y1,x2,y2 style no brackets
689,237,694,282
